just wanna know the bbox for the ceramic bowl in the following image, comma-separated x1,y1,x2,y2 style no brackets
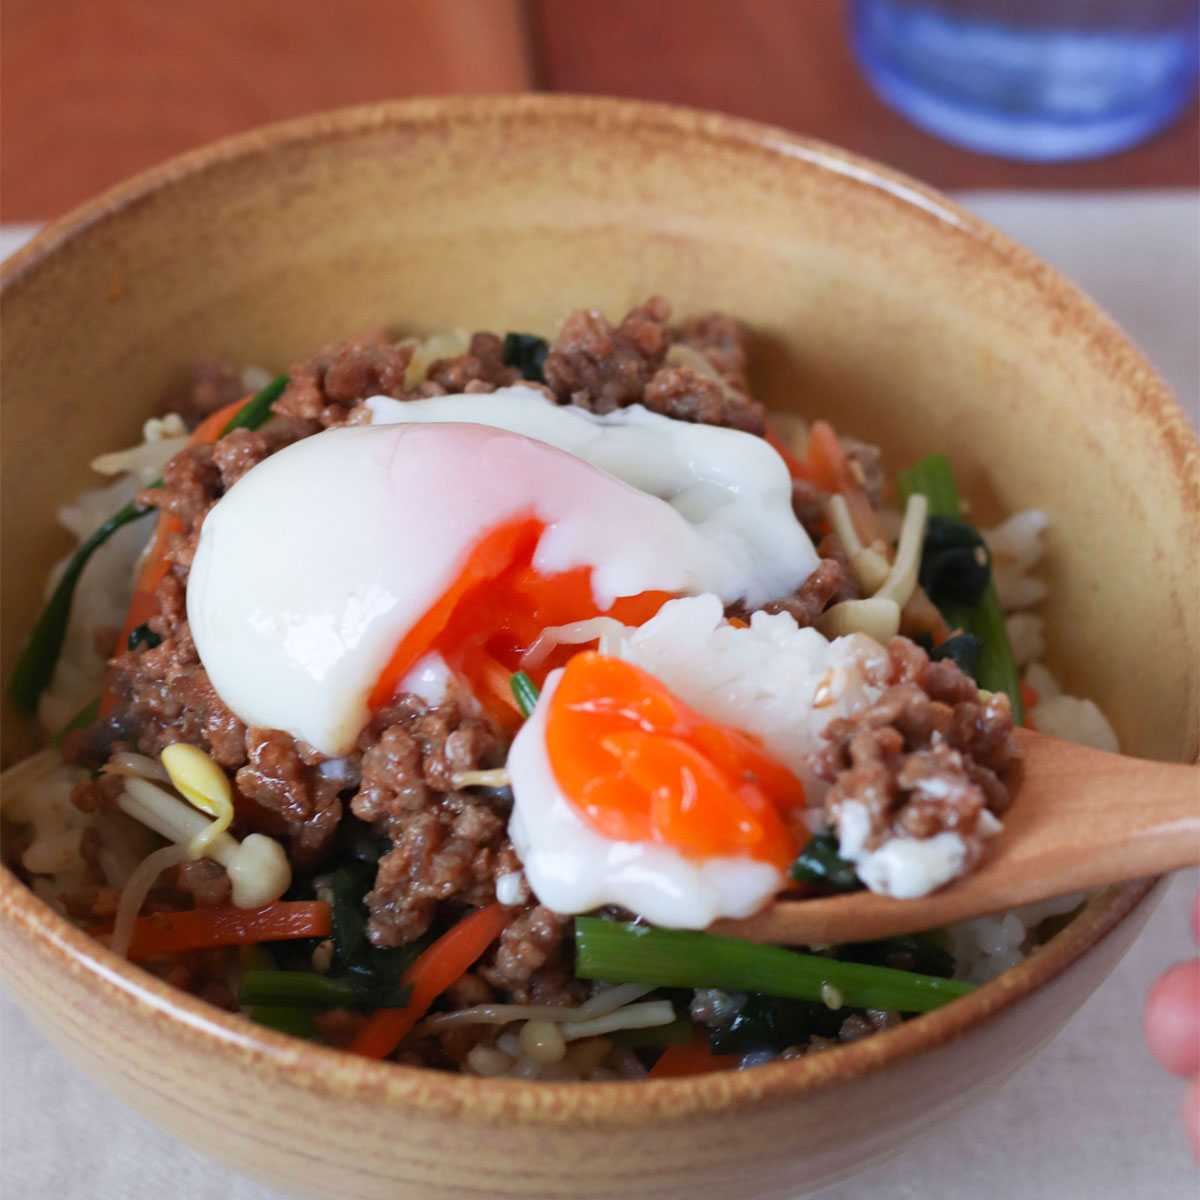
1,96,1196,1200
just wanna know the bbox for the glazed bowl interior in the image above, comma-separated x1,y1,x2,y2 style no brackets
1,96,1197,1200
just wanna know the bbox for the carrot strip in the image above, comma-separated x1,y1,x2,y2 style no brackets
348,904,511,1060
1021,679,1039,731
648,1032,739,1078
763,429,811,481
804,420,856,495
117,901,330,961
471,650,526,733
806,420,890,548
190,396,253,445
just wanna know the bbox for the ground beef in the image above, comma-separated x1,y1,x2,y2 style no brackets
138,442,220,531
842,438,886,509
753,557,846,628
349,697,516,946
236,728,343,865
99,584,340,864
791,477,830,541
444,971,495,1010
642,365,765,434
811,637,1021,856
543,296,673,413
544,297,766,434
816,532,862,605
68,771,125,813
677,311,751,393
344,696,574,1001
274,330,413,428
210,427,270,488
477,906,582,1006
422,332,523,394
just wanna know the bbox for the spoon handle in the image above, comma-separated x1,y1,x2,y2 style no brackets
712,731,1200,946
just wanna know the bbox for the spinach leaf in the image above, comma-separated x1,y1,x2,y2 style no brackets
706,993,846,1056
789,831,862,892
502,333,549,384
929,632,982,679
127,622,162,651
919,515,991,608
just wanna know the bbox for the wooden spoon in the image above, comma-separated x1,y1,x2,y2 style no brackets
712,727,1200,946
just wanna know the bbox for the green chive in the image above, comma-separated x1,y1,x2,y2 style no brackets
218,374,287,435
238,969,413,1011
574,919,971,1014
510,670,540,719
9,501,154,712
248,1005,318,1039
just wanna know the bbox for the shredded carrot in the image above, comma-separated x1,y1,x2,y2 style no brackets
100,395,255,715
763,429,811,481
348,903,511,1060
804,420,856,495
805,420,890,548
473,650,526,732
114,901,330,961
190,396,254,445
648,1032,739,1078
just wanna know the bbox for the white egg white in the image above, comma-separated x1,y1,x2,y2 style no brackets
365,387,815,610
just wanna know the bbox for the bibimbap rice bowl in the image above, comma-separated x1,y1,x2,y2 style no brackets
3,296,1122,1081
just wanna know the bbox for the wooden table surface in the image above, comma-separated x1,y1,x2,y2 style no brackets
2,0,1197,221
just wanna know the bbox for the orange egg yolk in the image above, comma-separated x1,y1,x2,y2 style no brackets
368,517,673,726
544,652,805,869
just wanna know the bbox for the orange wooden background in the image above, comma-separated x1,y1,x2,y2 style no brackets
3,0,1197,220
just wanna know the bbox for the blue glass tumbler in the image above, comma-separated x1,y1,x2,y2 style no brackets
850,0,1200,161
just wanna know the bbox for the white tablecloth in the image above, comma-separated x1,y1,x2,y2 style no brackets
2,191,1197,1200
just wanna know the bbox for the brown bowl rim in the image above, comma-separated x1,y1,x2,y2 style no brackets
1,93,1194,1126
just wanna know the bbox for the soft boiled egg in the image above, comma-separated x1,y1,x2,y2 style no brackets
507,649,808,928
187,389,818,757
505,595,893,928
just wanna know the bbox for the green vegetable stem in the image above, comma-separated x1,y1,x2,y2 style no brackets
574,919,972,1014
897,454,1025,724
509,670,541,718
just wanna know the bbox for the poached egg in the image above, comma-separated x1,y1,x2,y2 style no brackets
187,390,817,757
